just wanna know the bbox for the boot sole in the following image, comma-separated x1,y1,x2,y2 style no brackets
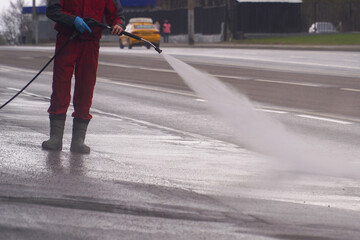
42,141,62,151
42,146,62,151
70,147,90,154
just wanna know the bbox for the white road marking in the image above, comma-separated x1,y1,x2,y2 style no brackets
4,87,237,146
290,56,305,59
98,61,138,69
0,68,12,73
341,88,360,92
19,56,33,60
99,61,174,73
255,79,322,87
297,114,352,125
255,108,287,114
157,50,360,71
0,64,52,75
78,109,240,147
1,63,357,127
97,77,197,97
6,81,355,127
7,87,50,100
343,59,359,63
213,75,251,81
99,62,331,87
100,61,254,81
139,67,174,73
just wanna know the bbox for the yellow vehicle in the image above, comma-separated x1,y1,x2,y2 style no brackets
119,18,160,49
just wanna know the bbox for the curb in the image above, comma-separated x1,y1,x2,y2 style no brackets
156,43,360,52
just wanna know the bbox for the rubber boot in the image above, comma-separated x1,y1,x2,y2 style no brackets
42,114,66,151
70,118,90,154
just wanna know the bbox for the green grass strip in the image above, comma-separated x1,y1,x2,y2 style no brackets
232,33,360,45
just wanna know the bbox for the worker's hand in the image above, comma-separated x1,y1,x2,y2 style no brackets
74,16,92,33
111,24,123,35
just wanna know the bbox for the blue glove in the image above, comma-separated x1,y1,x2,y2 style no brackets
74,16,92,33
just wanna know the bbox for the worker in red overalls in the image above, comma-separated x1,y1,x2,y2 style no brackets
42,0,125,154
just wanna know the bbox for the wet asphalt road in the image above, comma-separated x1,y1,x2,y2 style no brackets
1,45,360,240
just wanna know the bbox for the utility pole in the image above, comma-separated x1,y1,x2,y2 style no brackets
188,0,195,45
225,0,234,41
32,0,38,44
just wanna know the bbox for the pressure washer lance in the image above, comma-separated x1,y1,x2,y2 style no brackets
0,19,162,110
83,18,163,54
121,30,162,54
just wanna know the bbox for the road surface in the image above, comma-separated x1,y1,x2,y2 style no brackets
1,45,360,240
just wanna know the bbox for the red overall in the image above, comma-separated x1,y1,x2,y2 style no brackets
49,36,100,120
46,0,123,119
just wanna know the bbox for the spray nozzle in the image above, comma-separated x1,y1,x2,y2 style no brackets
155,47,162,54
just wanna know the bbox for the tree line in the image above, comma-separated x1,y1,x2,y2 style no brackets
0,0,46,45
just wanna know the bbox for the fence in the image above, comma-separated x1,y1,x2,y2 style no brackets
301,0,360,33
123,6,226,35
234,2,302,35
123,9,188,35
195,6,226,35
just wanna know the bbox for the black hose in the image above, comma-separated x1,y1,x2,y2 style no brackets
0,33,77,110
